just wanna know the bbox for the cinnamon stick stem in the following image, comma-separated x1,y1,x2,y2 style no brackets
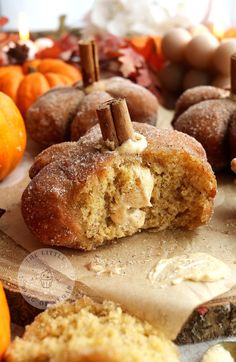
97,98,135,149
110,99,135,144
79,40,100,87
91,39,100,82
231,53,236,95
97,104,119,149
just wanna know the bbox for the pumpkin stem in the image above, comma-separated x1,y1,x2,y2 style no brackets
28,66,37,74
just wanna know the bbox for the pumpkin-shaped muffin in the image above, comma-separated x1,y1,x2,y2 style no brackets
172,54,236,171
22,99,216,250
26,40,158,147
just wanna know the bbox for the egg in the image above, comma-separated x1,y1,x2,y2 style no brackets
160,90,179,111
185,33,219,69
211,74,230,89
158,62,185,92
188,24,210,36
183,69,212,90
161,28,192,62
213,39,236,75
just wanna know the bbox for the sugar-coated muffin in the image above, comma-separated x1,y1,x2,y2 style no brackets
172,85,236,171
22,122,216,250
26,77,158,147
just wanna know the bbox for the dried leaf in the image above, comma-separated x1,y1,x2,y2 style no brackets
0,16,8,27
118,48,144,77
136,68,152,87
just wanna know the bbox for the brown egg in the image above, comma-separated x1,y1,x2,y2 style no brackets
213,39,236,75
188,24,210,36
158,62,185,92
211,74,230,89
183,69,211,90
185,33,219,69
161,28,192,62
161,90,180,111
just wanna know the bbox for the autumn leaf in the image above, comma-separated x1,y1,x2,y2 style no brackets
0,16,8,27
136,68,152,87
118,47,144,77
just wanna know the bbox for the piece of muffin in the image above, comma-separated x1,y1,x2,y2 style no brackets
172,55,236,171
173,96,236,171
5,297,179,362
22,122,216,250
26,77,158,147
172,86,229,123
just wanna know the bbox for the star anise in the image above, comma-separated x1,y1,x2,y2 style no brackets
7,42,29,64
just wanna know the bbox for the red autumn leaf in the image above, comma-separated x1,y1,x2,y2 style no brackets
136,68,152,87
118,47,144,77
0,16,8,27
36,44,62,59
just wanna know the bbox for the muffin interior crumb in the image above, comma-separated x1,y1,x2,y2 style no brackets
6,297,178,362
74,151,214,250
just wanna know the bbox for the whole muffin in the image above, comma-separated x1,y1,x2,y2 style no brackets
26,77,158,147
172,85,236,171
5,297,179,362
22,122,216,250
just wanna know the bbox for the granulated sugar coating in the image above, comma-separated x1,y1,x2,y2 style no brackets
22,122,216,250
172,85,236,171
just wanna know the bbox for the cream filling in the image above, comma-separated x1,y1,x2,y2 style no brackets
201,344,234,362
116,132,148,154
110,166,154,229
148,253,231,286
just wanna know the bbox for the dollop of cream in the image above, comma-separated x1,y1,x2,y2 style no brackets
148,253,230,286
110,166,154,229
201,344,234,362
116,132,148,154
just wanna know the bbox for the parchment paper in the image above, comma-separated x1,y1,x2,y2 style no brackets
0,109,236,340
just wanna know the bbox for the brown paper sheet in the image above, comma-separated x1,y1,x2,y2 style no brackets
0,109,236,340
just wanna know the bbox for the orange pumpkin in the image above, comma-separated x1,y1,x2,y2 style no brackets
0,92,26,181
0,282,10,359
0,59,81,117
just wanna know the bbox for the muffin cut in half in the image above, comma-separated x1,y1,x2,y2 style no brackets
22,111,216,250
5,297,178,362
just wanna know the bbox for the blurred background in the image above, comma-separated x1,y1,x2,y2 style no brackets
1,0,236,108
1,0,236,34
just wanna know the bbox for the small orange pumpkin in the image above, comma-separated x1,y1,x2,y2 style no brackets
0,282,10,359
0,59,81,117
0,92,26,181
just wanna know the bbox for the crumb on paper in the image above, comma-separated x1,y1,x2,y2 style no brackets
85,257,124,276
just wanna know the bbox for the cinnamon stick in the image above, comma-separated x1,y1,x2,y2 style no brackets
111,98,135,144
91,39,100,82
79,40,100,87
97,98,135,149
231,53,236,95
97,103,119,149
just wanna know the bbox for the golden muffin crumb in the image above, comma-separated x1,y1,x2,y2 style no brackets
5,297,178,362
